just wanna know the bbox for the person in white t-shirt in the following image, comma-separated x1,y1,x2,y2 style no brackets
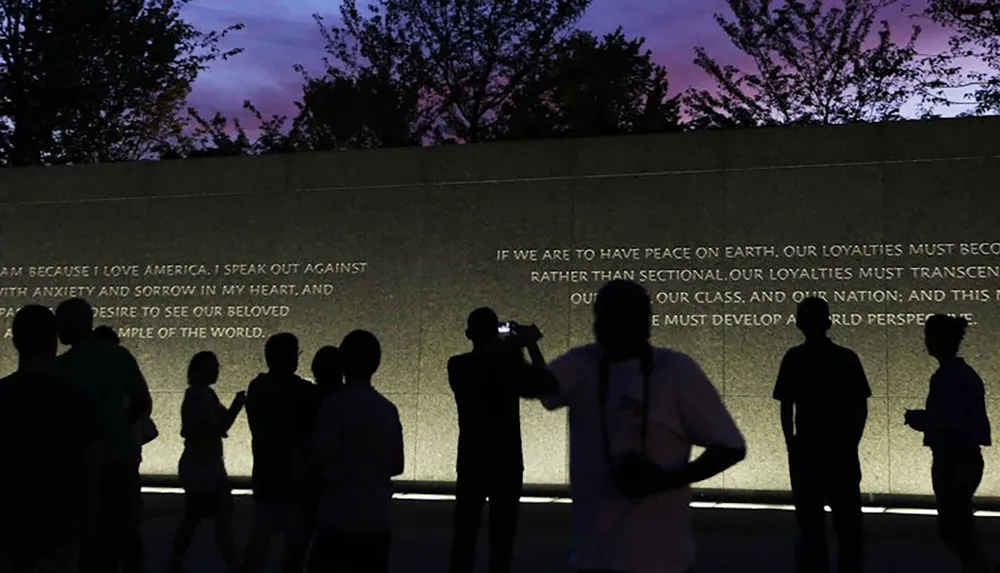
541,279,747,573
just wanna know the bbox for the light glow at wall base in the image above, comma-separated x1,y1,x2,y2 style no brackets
139,487,998,517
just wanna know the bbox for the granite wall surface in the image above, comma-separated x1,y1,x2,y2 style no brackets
1,117,999,496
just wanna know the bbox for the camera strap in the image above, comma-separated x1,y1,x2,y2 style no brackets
597,344,654,486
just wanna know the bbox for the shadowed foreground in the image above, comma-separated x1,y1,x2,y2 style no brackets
139,494,1000,572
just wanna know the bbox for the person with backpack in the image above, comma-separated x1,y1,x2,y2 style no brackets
93,323,159,571
94,326,159,451
55,300,152,573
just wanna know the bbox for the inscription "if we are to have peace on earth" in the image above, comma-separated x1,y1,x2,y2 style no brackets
494,242,1000,328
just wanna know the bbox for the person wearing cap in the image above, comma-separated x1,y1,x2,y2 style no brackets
774,297,871,573
541,279,746,573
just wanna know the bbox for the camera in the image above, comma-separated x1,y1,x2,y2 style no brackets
497,321,542,347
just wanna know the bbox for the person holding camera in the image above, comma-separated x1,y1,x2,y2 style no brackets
447,307,558,573
541,280,746,573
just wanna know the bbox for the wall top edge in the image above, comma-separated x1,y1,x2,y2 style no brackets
1,116,998,206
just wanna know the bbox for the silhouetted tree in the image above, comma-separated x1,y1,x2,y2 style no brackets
159,102,292,159
172,69,420,157
0,0,241,167
285,56,421,150
685,0,923,128
496,29,682,140
319,0,591,144
922,0,1000,114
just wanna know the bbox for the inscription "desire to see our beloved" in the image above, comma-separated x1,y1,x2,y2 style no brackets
0,261,369,340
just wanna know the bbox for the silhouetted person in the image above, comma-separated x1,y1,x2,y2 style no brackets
542,280,746,573
244,332,314,573
94,326,157,444
308,330,404,573
301,346,345,539
773,297,871,573
168,351,245,573
448,308,556,573
905,315,991,573
92,323,157,571
312,345,345,401
55,298,152,573
93,325,120,345
540,280,745,573
0,305,98,572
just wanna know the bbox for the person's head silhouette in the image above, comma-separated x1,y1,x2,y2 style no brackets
465,307,500,347
264,332,299,375
188,351,220,387
340,330,381,384
796,297,832,339
55,298,94,346
924,314,968,361
93,325,120,345
593,280,652,361
311,345,343,388
12,304,59,364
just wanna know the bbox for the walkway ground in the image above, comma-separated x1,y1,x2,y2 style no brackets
140,493,1000,572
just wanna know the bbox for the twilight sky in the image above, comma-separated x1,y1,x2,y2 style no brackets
182,0,950,122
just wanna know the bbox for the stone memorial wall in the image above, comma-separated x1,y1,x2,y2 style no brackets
1,117,999,497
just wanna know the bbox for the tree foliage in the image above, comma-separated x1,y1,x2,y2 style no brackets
320,0,590,143
496,28,681,140
0,0,241,167
165,72,420,158
922,0,1000,114
685,0,923,128
159,101,291,158
285,20,422,151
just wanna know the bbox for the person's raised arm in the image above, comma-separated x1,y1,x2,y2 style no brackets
537,346,582,411
521,325,545,368
220,391,246,435
122,350,152,425
514,326,560,398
